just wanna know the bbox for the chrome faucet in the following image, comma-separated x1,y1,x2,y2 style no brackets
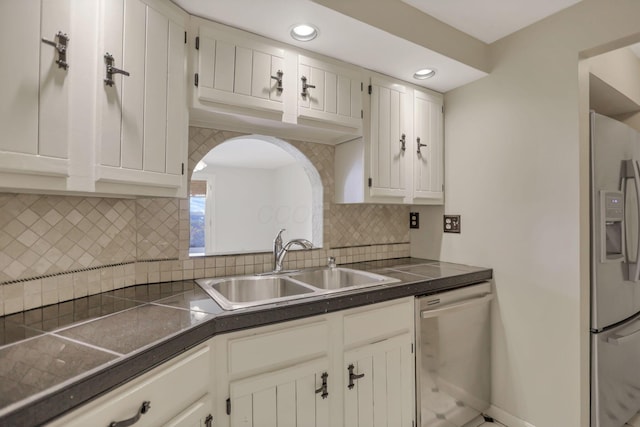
273,229,313,272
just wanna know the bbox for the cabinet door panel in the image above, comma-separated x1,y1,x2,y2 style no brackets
369,78,407,199
344,334,414,427
40,0,71,159
413,89,444,202
229,359,329,427
234,46,252,96
309,67,325,111
297,55,362,130
198,36,215,88
166,19,186,176
100,0,125,168
214,40,235,92
251,50,272,100
143,6,169,174
0,0,40,156
253,388,277,427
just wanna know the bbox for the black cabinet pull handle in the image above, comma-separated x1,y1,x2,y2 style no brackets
109,401,150,427
315,372,329,399
347,364,365,390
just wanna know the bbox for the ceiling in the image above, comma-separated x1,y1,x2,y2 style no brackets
401,0,583,44
172,0,640,93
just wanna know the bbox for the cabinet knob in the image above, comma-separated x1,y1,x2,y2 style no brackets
315,371,329,399
416,137,427,155
271,70,284,93
104,53,130,87
400,134,406,152
42,31,69,70
347,364,365,390
301,75,316,98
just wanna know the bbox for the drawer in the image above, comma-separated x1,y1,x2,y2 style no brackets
228,321,329,375
47,345,211,427
343,298,413,347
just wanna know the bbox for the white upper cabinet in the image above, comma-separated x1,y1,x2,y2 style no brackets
413,88,444,204
195,20,285,115
297,55,363,132
368,76,410,200
96,0,188,197
0,0,71,191
335,73,444,205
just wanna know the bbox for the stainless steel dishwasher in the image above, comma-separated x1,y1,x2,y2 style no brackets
415,282,493,427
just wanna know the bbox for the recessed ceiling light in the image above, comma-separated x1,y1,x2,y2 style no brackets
413,68,436,80
290,24,318,42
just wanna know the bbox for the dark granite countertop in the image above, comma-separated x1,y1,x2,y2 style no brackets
0,258,492,426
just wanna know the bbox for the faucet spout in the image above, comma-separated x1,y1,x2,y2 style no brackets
272,230,313,272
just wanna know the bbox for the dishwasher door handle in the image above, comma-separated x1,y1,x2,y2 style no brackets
421,293,493,318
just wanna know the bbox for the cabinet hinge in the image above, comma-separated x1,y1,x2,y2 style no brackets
195,36,200,50
442,105,444,114
361,82,363,91
368,84,372,95
226,398,231,415
195,73,199,87
361,109,363,119
411,343,414,353
181,163,185,175
368,177,372,187
184,31,187,44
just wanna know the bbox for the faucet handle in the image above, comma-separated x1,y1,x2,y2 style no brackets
327,256,336,268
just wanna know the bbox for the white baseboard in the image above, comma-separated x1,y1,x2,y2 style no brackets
487,405,537,427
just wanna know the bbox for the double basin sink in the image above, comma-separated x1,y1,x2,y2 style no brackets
196,267,400,310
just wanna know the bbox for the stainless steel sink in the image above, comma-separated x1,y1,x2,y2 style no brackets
288,267,400,291
197,276,316,310
196,267,400,310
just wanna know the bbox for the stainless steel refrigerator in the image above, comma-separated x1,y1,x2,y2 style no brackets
591,111,640,427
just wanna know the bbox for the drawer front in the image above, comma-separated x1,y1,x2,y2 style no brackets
228,321,329,376
343,298,413,347
48,345,211,427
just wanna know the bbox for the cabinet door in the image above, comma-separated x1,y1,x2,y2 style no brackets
229,359,330,427
197,22,285,113
298,55,362,130
0,0,70,181
97,0,187,196
368,77,409,199
344,333,414,427
413,89,444,204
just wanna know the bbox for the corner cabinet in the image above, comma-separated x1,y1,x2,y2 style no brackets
335,73,444,205
0,0,72,191
95,0,188,197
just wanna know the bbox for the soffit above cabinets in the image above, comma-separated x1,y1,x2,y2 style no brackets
172,0,487,93
401,0,584,44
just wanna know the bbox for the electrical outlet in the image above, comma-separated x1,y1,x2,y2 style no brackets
444,215,460,233
410,212,419,229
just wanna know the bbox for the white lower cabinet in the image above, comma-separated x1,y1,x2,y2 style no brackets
214,297,415,427
47,344,213,427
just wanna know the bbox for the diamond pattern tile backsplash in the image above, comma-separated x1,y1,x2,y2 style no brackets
0,126,411,316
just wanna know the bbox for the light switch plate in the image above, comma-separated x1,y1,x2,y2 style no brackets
444,215,460,233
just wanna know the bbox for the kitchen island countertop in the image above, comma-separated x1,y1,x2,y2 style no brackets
0,258,492,426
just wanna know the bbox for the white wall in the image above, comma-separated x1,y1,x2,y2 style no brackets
411,1,640,426
274,163,313,240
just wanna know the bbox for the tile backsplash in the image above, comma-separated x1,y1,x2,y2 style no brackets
0,127,410,316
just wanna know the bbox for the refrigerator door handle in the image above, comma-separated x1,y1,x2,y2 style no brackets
623,159,640,282
607,326,640,345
